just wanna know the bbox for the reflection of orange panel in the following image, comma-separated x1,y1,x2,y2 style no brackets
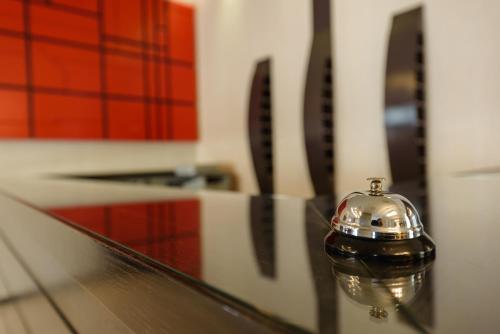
0,36,26,85
169,65,195,101
173,200,200,234
32,42,100,92
109,204,149,243
156,203,174,236
108,100,146,139
167,3,194,63
174,237,201,278
50,207,106,235
104,0,142,41
31,5,99,45
34,94,102,138
158,239,175,264
0,0,23,32
106,54,143,96
0,90,28,138
129,244,149,255
52,0,98,12
171,105,197,140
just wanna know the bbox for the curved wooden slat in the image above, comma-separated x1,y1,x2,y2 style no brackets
304,0,334,195
384,7,425,185
385,8,434,329
248,59,274,194
384,6,428,222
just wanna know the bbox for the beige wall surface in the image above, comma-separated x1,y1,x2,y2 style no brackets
0,141,196,177
195,0,500,198
335,0,500,196
3,0,500,196
195,0,314,197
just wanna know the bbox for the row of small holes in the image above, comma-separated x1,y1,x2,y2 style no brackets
323,58,334,175
415,31,427,218
261,75,273,175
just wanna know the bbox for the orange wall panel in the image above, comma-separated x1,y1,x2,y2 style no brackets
104,0,142,41
106,53,144,96
0,0,24,32
171,105,197,140
0,0,197,141
34,94,102,138
107,100,146,139
32,42,101,92
0,35,26,85
169,65,195,102
51,0,98,13
31,4,99,45
167,3,194,63
0,90,28,138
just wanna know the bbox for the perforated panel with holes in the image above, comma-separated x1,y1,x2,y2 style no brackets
304,0,334,195
384,6,428,219
248,59,273,194
384,8,433,326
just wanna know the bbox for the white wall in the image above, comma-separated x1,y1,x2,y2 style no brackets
195,0,500,197
195,0,314,197
335,0,500,196
5,0,500,194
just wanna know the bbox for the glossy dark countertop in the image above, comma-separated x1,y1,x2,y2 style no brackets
0,175,499,333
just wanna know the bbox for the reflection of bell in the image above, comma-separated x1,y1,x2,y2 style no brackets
325,177,435,260
330,254,433,321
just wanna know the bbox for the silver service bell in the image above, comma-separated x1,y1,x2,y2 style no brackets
325,178,436,261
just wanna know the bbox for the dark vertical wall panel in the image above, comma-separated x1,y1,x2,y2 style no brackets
249,59,274,194
0,0,197,141
304,0,334,195
385,7,425,185
384,7,433,328
384,6,428,223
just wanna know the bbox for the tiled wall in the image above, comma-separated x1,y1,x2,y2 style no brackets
0,0,197,140
50,199,201,278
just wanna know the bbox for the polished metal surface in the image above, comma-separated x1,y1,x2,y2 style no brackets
331,178,424,240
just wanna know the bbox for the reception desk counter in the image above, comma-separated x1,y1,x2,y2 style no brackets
0,176,498,333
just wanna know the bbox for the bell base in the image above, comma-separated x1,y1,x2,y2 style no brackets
324,230,436,262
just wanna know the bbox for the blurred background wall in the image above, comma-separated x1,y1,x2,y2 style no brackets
195,0,314,197
196,0,500,197
335,0,500,196
2,0,500,198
